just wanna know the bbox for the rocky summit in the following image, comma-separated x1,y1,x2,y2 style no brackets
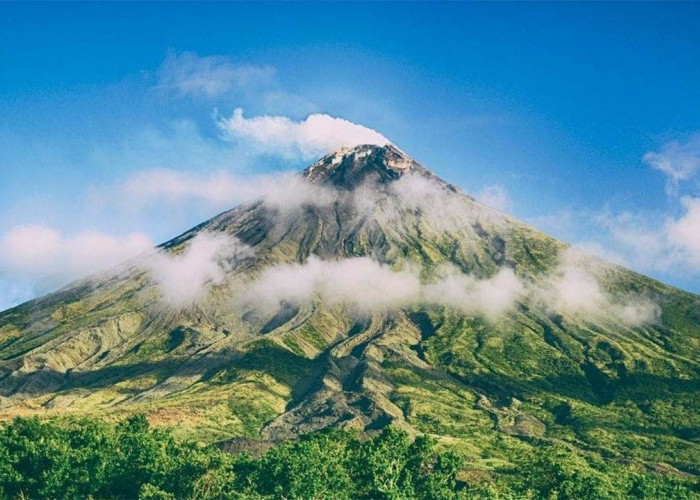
0,144,699,477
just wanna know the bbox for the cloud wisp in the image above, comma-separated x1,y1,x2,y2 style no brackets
666,196,700,267
218,108,391,159
533,132,700,283
643,133,700,196
0,225,153,285
475,185,513,213
122,169,289,210
534,249,660,327
155,51,275,98
144,231,252,308
576,202,700,275
240,249,658,327
120,167,343,221
242,256,524,318
0,225,154,310
352,170,508,236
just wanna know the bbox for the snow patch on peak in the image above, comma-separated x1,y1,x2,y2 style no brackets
331,147,352,165
323,144,376,166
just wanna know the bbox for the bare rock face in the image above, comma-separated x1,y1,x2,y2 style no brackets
0,145,699,475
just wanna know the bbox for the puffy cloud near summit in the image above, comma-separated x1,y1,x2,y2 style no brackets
218,108,391,159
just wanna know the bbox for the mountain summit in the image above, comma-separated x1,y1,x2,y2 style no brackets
0,146,699,476
304,144,431,187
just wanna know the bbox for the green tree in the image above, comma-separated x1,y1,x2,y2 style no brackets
243,429,354,499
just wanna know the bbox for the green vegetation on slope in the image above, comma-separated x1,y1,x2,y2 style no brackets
0,416,697,500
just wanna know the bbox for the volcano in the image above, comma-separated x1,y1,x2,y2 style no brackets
1,144,698,475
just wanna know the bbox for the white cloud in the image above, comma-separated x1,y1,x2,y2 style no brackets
643,133,700,195
0,225,154,309
572,241,628,267
616,299,661,327
527,133,700,285
536,249,660,327
144,231,252,308
352,171,461,227
584,202,700,275
244,257,420,315
241,250,658,327
423,267,524,317
242,256,523,318
218,108,391,159
595,212,671,271
120,167,339,218
666,196,700,267
386,172,507,232
475,185,512,213
532,201,700,284
550,264,604,313
533,208,680,276
0,225,153,281
0,277,36,312
262,175,338,213
123,169,284,209
155,51,275,98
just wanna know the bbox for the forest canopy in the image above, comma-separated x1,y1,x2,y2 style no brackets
0,416,697,499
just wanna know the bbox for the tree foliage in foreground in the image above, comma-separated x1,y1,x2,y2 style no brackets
0,416,698,499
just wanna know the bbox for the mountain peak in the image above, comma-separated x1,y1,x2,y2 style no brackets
302,144,431,190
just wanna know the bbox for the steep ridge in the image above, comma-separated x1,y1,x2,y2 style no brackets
0,144,699,475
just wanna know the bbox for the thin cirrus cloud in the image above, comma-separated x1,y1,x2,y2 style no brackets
153,51,317,116
155,51,276,98
217,108,391,159
152,51,391,159
565,205,700,276
595,212,672,271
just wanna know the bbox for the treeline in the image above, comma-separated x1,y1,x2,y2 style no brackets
0,415,697,499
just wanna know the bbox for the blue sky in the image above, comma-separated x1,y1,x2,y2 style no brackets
1,2,700,309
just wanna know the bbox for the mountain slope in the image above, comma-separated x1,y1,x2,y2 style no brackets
1,144,699,476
